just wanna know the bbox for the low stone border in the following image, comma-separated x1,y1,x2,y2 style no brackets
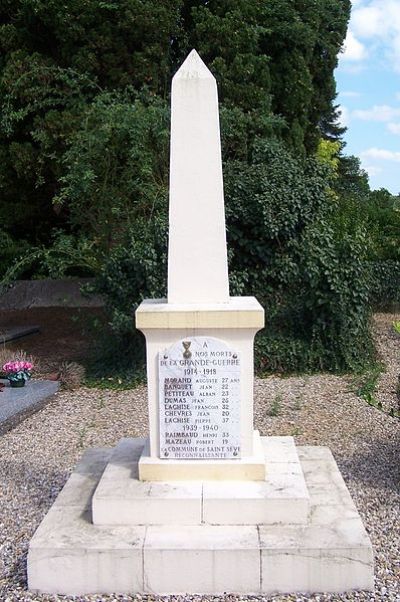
0,279,103,309
0,325,40,343
0,379,60,435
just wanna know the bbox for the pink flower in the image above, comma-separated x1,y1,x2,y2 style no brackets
2,360,33,373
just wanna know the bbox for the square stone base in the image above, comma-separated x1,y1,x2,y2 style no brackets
92,436,309,526
28,439,374,595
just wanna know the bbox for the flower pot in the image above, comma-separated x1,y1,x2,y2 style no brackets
9,379,26,388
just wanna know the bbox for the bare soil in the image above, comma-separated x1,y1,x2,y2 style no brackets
0,307,106,371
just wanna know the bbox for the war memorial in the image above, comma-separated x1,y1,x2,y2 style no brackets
27,50,374,596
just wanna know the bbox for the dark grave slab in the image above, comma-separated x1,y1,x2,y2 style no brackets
0,379,59,434
0,325,40,343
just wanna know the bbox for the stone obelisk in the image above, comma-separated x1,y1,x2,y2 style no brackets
136,50,266,479
168,49,229,304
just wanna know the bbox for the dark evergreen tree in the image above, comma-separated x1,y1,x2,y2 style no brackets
1,0,384,375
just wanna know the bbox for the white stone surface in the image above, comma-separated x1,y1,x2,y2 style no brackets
135,296,265,329
159,336,241,460
258,446,373,593
53,447,111,509
137,324,262,459
93,437,308,525
28,440,374,595
28,449,146,595
260,452,373,592
144,525,260,594
203,438,309,525
93,439,203,525
262,436,302,463
136,50,264,462
168,49,229,304
29,507,145,595
139,431,266,481
260,539,373,594
203,476,309,525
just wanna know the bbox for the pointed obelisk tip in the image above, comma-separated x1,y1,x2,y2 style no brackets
174,49,214,80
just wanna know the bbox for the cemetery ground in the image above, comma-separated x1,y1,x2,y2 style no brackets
0,309,399,601
0,308,103,369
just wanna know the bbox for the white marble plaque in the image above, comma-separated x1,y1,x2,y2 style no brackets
159,337,241,459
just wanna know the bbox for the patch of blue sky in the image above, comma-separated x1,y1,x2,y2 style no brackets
335,0,400,194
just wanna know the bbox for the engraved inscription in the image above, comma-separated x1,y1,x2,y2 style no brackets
159,337,240,459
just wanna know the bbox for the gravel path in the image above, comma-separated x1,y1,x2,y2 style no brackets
0,314,399,601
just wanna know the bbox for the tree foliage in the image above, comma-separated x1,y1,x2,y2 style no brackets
224,140,372,372
2,0,386,376
332,156,400,308
0,0,351,261
91,133,373,375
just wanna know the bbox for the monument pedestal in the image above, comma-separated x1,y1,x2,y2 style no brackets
28,436,374,595
136,296,265,466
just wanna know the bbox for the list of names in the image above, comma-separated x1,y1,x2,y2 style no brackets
159,337,241,459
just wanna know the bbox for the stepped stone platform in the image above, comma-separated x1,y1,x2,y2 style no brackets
28,436,374,596
92,437,310,526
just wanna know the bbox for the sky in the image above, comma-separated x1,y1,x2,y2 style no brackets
335,0,400,194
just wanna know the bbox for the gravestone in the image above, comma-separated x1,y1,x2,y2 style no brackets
28,50,374,596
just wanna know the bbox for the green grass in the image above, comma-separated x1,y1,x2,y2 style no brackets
393,320,400,335
354,362,400,419
268,393,282,417
355,363,383,408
